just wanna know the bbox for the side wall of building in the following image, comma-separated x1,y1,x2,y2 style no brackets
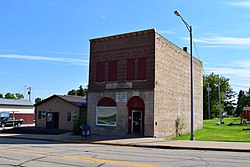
35,97,81,131
154,33,203,137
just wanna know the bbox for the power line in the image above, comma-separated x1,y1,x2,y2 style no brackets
192,38,207,76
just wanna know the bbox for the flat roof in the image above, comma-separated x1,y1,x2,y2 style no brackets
0,98,33,106
90,29,155,43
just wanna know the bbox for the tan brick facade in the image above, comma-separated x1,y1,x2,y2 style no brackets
88,29,203,137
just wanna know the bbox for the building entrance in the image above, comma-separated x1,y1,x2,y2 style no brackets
127,96,145,135
132,110,142,134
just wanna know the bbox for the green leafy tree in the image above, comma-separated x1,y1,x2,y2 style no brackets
15,93,24,99
68,85,88,96
4,92,25,99
35,97,42,104
0,94,3,98
4,93,16,99
203,73,235,119
68,89,77,95
223,88,237,116
77,85,88,96
236,89,250,116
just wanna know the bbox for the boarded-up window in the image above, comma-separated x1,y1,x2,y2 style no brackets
127,59,135,80
108,61,117,81
138,58,146,80
96,62,105,82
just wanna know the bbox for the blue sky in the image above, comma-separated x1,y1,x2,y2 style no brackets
1,0,250,102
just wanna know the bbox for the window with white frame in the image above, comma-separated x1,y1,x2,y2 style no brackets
67,112,77,122
96,107,117,126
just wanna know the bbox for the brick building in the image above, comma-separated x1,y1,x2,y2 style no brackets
87,29,203,137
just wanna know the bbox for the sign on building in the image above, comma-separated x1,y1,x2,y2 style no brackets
116,92,127,102
0,112,10,118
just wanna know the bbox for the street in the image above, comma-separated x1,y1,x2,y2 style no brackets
0,138,249,167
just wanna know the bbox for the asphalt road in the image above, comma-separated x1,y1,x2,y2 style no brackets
0,138,249,167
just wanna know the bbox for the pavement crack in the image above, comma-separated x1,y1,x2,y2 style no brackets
16,155,48,167
196,155,210,167
0,155,18,161
96,162,105,167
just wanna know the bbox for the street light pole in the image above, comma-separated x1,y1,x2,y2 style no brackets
207,83,211,119
174,10,194,141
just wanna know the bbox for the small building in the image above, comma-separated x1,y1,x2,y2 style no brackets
87,29,203,137
0,98,34,124
35,95,87,131
241,107,250,124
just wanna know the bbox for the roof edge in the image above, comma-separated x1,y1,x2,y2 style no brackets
90,28,156,43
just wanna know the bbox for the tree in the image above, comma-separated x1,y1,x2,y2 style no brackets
203,73,235,119
236,89,250,116
35,97,42,104
0,94,3,98
77,85,88,96
4,92,25,99
15,93,24,99
67,85,88,96
223,88,237,116
68,89,77,96
4,93,16,99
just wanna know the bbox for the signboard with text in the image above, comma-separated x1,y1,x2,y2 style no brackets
116,92,127,102
106,83,132,89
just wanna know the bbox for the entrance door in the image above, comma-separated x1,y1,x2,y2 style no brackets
46,112,59,129
132,110,142,134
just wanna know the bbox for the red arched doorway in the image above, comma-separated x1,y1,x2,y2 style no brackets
127,96,145,135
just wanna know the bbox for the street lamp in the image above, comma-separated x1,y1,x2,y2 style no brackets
174,10,194,141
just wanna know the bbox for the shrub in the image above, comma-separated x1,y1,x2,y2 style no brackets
73,112,87,135
175,115,184,137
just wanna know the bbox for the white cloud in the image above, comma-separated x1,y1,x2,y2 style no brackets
0,54,89,65
204,59,250,91
235,60,250,69
205,67,250,77
182,36,250,48
158,30,175,34
226,1,250,8
194,37,250,45
43,51,89,56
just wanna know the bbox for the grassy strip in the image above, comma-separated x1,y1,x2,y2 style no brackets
169,118,250,142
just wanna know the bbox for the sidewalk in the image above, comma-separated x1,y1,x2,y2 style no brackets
1,132,250,152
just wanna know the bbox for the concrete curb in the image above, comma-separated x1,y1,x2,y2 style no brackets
1,135,250,153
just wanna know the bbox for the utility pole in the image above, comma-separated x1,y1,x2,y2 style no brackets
27,87,31,101
207,83,211,119
218,76,223,124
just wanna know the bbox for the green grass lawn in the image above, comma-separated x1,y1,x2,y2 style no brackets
169,117,250,142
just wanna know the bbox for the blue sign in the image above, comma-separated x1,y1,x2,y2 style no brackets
0,112,10,118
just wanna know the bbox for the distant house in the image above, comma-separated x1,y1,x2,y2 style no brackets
241,107,250,124
0,98,34,124
35,95,87,131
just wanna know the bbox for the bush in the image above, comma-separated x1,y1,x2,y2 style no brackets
73,112,87,135
175,115,184,137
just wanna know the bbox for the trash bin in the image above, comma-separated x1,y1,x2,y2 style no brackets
80,124,91,140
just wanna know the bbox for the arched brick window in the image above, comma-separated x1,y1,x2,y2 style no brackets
97,97,116,107
96,97,117,126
